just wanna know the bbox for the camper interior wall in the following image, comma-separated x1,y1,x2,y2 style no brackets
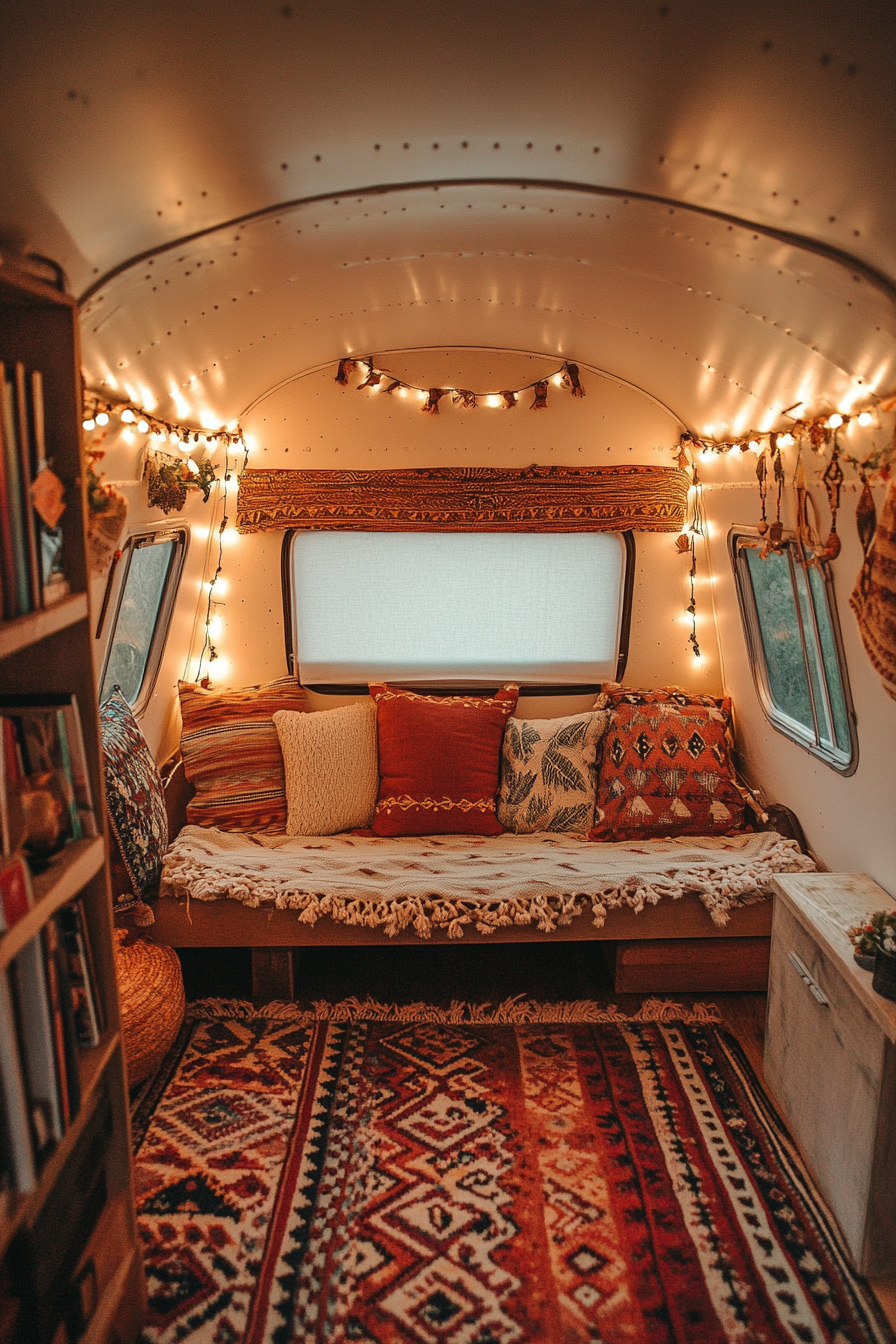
89,353,896,896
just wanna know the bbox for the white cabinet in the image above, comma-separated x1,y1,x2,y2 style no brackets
767,873,896,1277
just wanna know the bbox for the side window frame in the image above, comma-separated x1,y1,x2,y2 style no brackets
97,525,189,716
279,529,636,694
729,527,858,774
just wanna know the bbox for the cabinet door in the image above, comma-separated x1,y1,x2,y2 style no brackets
765,900,886,1272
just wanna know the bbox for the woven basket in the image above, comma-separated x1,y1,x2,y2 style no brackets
114,930,185,1086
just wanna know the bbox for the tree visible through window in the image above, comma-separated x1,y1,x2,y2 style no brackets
100,530,187,711
731,532,855,771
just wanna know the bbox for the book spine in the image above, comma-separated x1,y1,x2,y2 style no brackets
0,371,19,621
0,855,33,931
0,365,31,617
47,918,81,1121
53,708,81,841
11,936,65,1145
61,699,97,839
40,924,72,1132
13,363,41,612
0,973,36,1193
56,903,101,1050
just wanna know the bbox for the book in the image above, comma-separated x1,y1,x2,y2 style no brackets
8,938,62,1166
0,855,32,931
13,362,41,612
0,363,31,617
56,902,102,1049
0,418,15,621
0,972,36,1193
29,371,68,607
0,718,26,856
41,921,80,1127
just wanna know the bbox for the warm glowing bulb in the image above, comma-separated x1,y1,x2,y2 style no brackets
486,395,502,408
827,413,843,428
121,409,135,423
208,616,223,637
192,525,209,541
153,429,165,441
82,417,95,431
187,457,200,474
169,430,179,443
858,411,873,427
416,389,427,401
95,411,109,426
552,373,563,386
699,448,713,461
137,418,149,433
778,432,794,447
212,656,230,677
222,527,240,546
369,382,381,393
398,387,408,398
749,440,761,453
213,577,228,595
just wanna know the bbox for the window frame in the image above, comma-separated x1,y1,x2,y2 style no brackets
280,529,636,695
97,524,189,716
729,527,858,774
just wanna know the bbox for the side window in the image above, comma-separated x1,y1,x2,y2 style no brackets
99,528,188,713
730,530,856,772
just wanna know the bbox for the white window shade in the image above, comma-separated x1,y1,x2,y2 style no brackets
289,531,627,685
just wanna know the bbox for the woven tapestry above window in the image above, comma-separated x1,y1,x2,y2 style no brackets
236,465,689,534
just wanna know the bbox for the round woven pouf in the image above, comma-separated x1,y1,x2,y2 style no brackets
114,929,185,1087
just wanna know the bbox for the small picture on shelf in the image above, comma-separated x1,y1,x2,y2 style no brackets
0,695,97,871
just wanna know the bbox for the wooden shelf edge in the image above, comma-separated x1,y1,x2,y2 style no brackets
0,837,106,971
0,592,89,659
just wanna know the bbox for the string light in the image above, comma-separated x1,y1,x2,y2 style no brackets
82,388,248,454
334,356,587,411
676,390,893,460
195,437,251,687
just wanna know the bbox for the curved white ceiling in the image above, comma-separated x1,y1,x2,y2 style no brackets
1,0,893,434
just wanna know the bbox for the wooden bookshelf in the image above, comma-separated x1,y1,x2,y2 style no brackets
0,262,144,1342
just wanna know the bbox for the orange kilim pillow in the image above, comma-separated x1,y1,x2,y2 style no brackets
589,699,745,841
369,683,518,836
178,677,308,833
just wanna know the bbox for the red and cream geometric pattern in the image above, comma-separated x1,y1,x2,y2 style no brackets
132,1004,894,1344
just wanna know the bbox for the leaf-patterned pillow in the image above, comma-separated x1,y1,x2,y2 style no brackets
497,710,610,834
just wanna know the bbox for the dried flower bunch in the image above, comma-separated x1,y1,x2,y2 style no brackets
848,909,896,956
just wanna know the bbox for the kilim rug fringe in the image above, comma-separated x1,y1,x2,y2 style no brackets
185,993,724,1025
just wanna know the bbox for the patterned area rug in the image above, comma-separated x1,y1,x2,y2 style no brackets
131,998,893,1344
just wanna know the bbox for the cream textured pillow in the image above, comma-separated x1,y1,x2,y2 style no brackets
497,709,609,834
273,701,378,835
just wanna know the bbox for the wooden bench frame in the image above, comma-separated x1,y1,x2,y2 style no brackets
150,760,804,1000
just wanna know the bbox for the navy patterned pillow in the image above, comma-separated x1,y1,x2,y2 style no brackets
100,686,168,902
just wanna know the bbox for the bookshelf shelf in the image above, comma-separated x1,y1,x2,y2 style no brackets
0,592,88,660
0,838,105,973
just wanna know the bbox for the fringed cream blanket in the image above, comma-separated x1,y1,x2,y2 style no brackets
161,827,815,939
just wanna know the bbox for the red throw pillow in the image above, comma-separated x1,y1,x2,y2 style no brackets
589,700,745,841
370,684,518,836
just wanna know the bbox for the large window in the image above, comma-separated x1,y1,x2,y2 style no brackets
99,528,188,713
730,530,856,772
283,530,633,690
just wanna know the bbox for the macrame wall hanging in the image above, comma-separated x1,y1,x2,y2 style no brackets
235,464,690,535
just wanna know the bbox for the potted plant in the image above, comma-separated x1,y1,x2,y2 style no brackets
848,910,896,1001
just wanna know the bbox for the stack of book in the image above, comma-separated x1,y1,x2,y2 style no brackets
0,877,103,1205
0,360,68,622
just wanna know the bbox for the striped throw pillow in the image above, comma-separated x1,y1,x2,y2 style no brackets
178,677,308,833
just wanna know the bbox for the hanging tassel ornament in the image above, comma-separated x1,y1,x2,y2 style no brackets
561,362,586,397
794,456,823,560
356,361,382,391
756,449,769,535
452,389,478,409
530,381,549,410
422,388,448,416
855,468,878,594
820,439,845,561
501,391,517,409
335,358,356,386
383,380,403,395
761,434,787,556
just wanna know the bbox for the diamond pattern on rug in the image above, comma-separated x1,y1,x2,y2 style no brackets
133,1010,896,1344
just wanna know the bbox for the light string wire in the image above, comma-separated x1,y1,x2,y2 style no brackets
81,387,247,453
194,440,251,685
334,355,586,409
